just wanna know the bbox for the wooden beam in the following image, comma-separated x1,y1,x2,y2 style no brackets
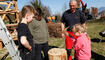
0,10,4,11
0,11,18,14
7,28,16,31
0,9,12,12
6,24,18,27
14,1,19,23
0,2,9,5
0,2,13,5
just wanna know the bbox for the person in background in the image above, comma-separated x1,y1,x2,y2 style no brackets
28,8,49,60
16,5,37,60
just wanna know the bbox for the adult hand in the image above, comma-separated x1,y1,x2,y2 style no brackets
62,33,65,38
62,27,69,38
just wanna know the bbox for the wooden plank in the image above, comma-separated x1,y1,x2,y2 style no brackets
0,2,13,5
6,24,18,27
0,2,9,5
8,28,16,31
0,9,12,12
0,11,17,14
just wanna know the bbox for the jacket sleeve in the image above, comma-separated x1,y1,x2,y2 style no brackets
73,38,83,50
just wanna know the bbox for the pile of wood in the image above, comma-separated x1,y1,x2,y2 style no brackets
48,48,67,60
48,23,62,38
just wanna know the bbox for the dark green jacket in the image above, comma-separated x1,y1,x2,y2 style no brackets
28,18,49,44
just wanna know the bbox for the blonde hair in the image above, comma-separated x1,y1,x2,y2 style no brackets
72,24,90,40
72,24,86,33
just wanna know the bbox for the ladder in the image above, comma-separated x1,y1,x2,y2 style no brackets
0,17,21,60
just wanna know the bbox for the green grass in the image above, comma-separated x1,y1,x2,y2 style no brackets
1,19,105,60
86,19,105,60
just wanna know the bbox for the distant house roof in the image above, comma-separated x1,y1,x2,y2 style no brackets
99,10,105,15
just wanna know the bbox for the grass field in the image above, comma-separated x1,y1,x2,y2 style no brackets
0,19,105,60
87,19,105,60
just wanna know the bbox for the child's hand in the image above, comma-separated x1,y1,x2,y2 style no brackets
28,46,32,51
65,32,69,36
24,46,32,54
62,27,69,36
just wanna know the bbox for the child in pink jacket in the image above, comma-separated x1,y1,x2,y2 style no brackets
72,24,91,60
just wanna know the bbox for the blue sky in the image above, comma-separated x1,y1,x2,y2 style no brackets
17,0,105,15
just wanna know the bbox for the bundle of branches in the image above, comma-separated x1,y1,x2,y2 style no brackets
48,23,62,38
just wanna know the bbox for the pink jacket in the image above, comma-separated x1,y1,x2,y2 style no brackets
73,33,91,60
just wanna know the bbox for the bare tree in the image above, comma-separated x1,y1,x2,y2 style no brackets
62,1,67,13
31,0,51,17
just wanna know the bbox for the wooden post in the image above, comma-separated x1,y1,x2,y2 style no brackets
14,1,20,23
0,2,9,5
48,48,67,60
